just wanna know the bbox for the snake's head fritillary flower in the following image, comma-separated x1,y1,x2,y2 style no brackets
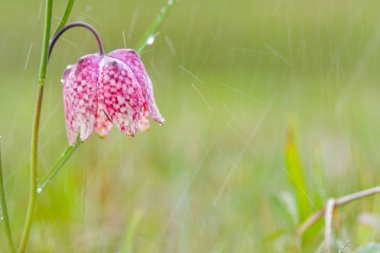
62,49,164,146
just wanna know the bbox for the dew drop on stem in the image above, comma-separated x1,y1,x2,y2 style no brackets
147,35,155,45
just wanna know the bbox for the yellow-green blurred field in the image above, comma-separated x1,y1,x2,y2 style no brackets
2,0,380,252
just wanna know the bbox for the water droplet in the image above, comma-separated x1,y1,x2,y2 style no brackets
147,36,155,46
37,187,42,194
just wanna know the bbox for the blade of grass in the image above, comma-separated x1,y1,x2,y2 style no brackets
120,208,145,253
285,124,312,223
0,138,16,253
135,0,177,54
311,145,327,209
39,137,80,191
55,0,75,33
271,192,298,231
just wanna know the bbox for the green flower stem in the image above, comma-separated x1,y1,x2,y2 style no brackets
136,0,177,54
18,83,44,253
18,0,76,250
18,0,52,250
0,139,16,253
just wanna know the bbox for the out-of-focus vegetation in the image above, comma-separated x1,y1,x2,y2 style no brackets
1,0,380,252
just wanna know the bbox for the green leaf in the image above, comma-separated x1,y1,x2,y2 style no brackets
55,0,75,33
39,137,80,191
271,192,299,230
311,145,327,209
285,124,312,223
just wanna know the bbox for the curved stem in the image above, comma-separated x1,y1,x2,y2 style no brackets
324,199,335,253
297,186,380,236
18,0,53,252
49,21,105,58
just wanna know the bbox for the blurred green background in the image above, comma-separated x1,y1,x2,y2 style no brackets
1,0,380,252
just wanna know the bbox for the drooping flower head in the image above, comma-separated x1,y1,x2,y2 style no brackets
62,50,164,145
52,22,164,145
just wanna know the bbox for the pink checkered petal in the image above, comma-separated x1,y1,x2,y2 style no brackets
138,110,151,132
94,108,113,138
108,49,164,125
98,56,145,136
62,54,100,144
62,65,79,145
145,75,164,124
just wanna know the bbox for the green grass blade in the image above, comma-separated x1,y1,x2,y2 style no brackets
0,138,16,253
311,145,327,209
120,208,145,253
55,0,75,33
285,125,312,223
271,192,298,231
39,138,80,191
135,0,177,54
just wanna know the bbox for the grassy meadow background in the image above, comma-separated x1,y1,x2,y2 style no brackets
1,0,380,252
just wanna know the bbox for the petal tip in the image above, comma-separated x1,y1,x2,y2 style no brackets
153,115,165,125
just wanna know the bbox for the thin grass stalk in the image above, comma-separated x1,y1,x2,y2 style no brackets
0,138,16,253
